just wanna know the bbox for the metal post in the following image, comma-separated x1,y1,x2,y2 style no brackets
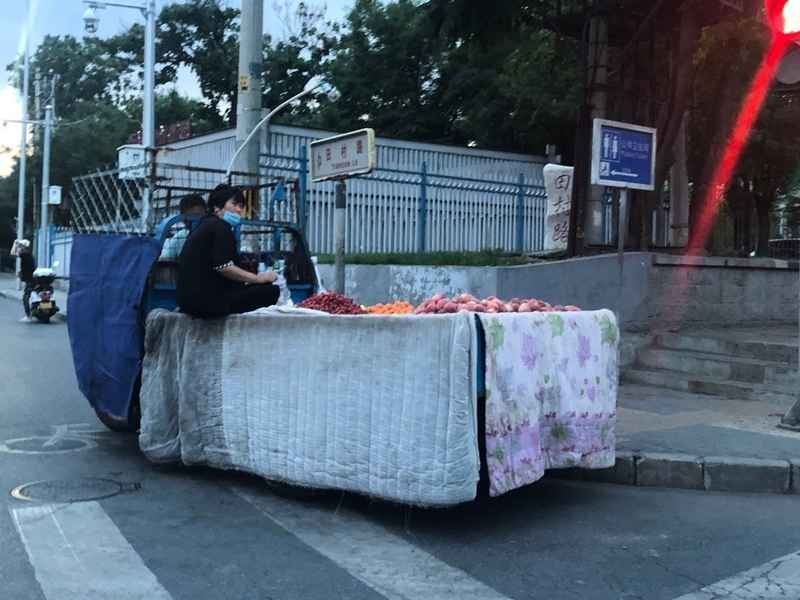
141,0,156,230
334,181,346,294
298,145,308,232
618,189,628,266
16,0,31,283
416,161,428,253
39,104,53,266
236,0,264,179
613,187,628,326
515,174,525,253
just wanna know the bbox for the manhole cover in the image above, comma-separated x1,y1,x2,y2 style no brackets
10,478,130,503
0,436,95,454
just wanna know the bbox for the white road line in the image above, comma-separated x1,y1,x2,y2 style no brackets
11,502,173,600
233,486,512,600
673,550,800,599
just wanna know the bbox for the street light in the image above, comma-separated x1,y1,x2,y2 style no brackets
81,0,156,229
82,6,100,34
224,76,336,180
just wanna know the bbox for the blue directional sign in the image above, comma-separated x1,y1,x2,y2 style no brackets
591,119,657,191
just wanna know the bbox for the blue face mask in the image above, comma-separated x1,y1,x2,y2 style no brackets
221,211,242,228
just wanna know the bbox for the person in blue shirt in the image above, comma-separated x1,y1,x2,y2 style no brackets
159,194,207,261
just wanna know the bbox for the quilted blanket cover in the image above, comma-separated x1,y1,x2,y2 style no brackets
140,310,481,506
479,310,619,497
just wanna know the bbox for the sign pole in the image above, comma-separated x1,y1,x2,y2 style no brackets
616,188,626,325
334,180,346,294
309,128,376,296
618,189,628,267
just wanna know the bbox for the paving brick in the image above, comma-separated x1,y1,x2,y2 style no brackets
703,456,790,494
636,453,703,490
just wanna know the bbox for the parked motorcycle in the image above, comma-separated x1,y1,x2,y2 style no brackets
30,268,60,323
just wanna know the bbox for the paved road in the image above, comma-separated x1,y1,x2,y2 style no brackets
2,294,800,600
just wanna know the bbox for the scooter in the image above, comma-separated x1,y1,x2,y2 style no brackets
30,267,60,323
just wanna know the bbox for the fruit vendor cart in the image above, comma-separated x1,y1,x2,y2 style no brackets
67,165,320,432
67,166,619,507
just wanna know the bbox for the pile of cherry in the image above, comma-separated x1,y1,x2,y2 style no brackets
297,292,581,315
414,293,580,314
298,292,365,315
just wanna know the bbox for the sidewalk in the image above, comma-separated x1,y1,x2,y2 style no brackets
0,272,69,319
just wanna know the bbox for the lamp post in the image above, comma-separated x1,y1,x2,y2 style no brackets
82,0,156,230
224,77,329,180
16,0,31,286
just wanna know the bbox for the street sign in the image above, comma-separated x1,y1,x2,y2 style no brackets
117,144,147,180
543,164,574,253
48,186,62,206
591,118,657,191
310,128,376,183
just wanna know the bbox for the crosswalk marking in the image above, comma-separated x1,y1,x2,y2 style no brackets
673,550,800,599
233,486,512,600
10,502,173,600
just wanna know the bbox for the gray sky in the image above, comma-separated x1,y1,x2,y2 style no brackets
0,0,353,91
0,1,352,175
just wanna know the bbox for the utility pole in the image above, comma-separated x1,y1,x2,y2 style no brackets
38,76,55,266
15,0,31,284
236,0,264,179
141,0,155,230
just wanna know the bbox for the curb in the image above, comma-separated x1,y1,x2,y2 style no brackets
553,451,799,495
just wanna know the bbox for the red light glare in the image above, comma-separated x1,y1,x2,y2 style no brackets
766,0,800,37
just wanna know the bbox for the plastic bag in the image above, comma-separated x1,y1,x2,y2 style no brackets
275,273,293,307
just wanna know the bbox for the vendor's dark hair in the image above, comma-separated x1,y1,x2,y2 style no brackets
179,194,206,214
208,184,245,211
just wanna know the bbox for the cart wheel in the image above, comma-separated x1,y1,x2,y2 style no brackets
35,314,50,324
95,408,137,432
95,386,142,433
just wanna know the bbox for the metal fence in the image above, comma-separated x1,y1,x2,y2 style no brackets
68,147,549,257
262,148,548,255
69,163,274,234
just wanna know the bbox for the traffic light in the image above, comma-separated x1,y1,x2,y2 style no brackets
766,0,800,37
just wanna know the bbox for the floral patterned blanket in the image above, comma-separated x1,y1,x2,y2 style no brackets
478,310,619,496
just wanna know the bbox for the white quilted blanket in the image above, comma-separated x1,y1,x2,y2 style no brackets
140,310,481,506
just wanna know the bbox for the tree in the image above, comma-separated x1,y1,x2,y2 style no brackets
691,16,800,256
155,0,241,124
317,0,448,141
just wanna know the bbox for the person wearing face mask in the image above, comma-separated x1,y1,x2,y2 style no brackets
176,184,279,318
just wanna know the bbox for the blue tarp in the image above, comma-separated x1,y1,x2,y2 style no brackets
67,234,161,420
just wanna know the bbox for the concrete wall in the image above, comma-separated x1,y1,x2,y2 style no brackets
645,255,798,328
318,253,799,332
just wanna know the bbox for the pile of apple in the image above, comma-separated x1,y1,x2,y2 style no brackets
414,293,580,314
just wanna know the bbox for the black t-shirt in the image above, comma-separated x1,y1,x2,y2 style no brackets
19,254,35,284
177,216,242,316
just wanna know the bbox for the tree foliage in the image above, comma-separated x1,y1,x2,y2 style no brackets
3,0,798,258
